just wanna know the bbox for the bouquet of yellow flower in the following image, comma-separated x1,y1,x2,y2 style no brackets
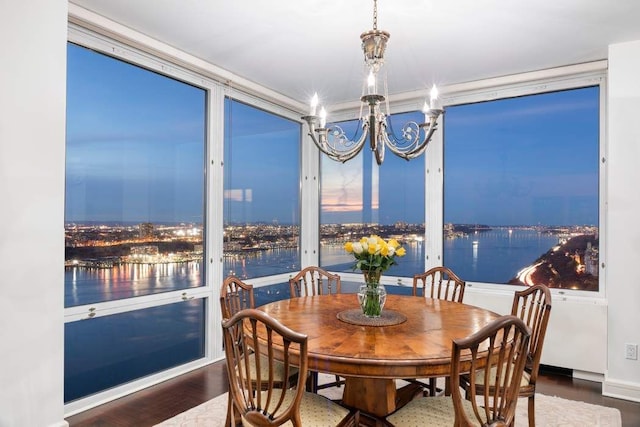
344,235,406,285
345,235,406,317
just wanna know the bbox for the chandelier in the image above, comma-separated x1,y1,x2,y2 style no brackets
301,0,443,165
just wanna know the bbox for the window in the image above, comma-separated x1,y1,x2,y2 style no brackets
223,98,301,279
65,41,207,403
65,43,206,305
64,299,205,402
443,86,600,291
320,111,426,278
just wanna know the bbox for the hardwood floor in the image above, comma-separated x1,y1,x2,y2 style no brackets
66,362,640,427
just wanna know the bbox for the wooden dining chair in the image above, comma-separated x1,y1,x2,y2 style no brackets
386,315,531,427
408,266,466,396
289,266,345,393
220,276,299,426
220,275,255,319
222,308,359,427
289,265,342,297
459,283,552,427
412,265,466,302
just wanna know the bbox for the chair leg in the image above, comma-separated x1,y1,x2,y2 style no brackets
225,392,231,427
528,394,535,427
226,393,241,426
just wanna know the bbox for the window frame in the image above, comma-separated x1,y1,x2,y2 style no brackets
428,65,607,300
65,24,219,415
221,91,304,283
65,24,307,415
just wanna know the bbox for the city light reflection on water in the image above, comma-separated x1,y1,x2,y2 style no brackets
65,261,204,307
65,229,583,307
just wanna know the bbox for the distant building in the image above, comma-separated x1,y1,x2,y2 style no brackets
584,242,599,276
139,222,154,239
130,245,159,256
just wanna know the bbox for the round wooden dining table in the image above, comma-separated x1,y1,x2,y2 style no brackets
256,293,500,417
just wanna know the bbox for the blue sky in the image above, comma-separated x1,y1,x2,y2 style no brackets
66,43,206,224
66,43,599,227
444,86,599,226
223,98,300,225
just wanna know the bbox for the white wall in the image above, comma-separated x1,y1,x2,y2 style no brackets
603,40,640,402
0,1,68,426
464,289,608,375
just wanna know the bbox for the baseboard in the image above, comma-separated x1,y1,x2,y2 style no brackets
603,377,640,402
539,364,604,383
48,421,69,427
539,364,572,377
573,370,604,383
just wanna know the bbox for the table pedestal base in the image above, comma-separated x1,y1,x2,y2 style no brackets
342,377,423,418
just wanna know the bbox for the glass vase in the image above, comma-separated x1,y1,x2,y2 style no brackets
358,270,386,317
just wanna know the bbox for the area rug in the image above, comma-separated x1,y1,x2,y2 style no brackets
156,386,622,427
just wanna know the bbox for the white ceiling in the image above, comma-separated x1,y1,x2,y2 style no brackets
69,0,640,107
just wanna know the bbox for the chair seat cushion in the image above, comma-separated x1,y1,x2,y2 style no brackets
386,396,476,427
238,354,299,383
256,354,299,381
470,364,531,387
242,390,350,426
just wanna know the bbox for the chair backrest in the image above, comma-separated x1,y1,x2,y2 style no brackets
412,266,466,302
222,308,309,426
510,284,552,383
220,276,255,319
450,315,531,427
289,266,341,297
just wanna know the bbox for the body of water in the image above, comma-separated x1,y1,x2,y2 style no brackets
444,228,558,284
320,228,557,284
65,228,557,306
65,261,203,306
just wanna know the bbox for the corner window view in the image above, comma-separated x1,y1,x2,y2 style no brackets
16,1,640,425
443,86,600,291
223,98,301,279
319,111,426,277
64,43,207,402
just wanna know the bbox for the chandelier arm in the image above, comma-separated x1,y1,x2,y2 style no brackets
402,111,443,158
303,117,344,161
406,124,438,158
303,115,369,163
387,119,440,160
384,119,421,153
325,121,370,162
327,132,368,163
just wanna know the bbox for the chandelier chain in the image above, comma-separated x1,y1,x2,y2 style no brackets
373,0,378,30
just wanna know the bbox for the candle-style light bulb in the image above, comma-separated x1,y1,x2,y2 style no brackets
310,92,319,116
367,70,376,94
422,101,430,122
319,107,327,128
430,85,439,110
